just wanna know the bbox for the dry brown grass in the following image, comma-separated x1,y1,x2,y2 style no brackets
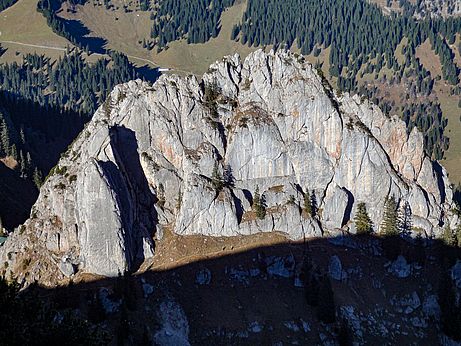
150,0,256,75
438,83,461,183
0,0,70,45
150,225,291,272
60,1,152,59
416,39,443,78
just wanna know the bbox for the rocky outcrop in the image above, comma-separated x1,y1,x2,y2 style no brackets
0,49,456,284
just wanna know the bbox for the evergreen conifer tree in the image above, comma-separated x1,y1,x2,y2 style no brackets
438,269,461,340
253,185,266,219
223,164,234,187
442,226,456,246
354,202,373,234
211,163,224,192
304,189,312,216
398,201,412,235
338,318,353,346
33,167,42,189
381,196,398,236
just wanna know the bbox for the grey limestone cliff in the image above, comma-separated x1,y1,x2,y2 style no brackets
0,49,456,284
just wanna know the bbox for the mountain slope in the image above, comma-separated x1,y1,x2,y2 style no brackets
0,49,456,286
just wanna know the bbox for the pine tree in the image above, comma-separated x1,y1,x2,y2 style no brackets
19,150,26,177
223,164,234,187
303,260,320,307
253,185,266,219
156,183,165,207
0,121,10,156
211,162,224,192
176,190,182,210
317,276,336,323
310,190,317,217
33,167,43,189
456,224,461,247
19,127,25,144
442,226,456,246
301,249,321,307
381,196,398,236
0,216,4,237
354,202,373,234
304,189,312,216
398,201,412,235
338,318,353,346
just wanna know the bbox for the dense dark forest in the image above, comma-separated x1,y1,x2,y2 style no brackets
0,0,17,11
0,49,144,228
0,50,139,115
234,0,461,85
150,0,235,50
0,278,108,344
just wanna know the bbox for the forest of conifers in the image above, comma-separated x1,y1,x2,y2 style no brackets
0,50,141,190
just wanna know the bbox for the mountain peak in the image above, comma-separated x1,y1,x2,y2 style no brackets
0,49,455,286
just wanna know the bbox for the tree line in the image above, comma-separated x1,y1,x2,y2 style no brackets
150,0,235,50
0,50,140,191
37,0,89,50
234,0,461,85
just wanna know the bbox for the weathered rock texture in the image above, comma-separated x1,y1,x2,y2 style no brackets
0,50,456,284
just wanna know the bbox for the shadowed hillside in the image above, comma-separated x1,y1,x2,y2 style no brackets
2,234,461,345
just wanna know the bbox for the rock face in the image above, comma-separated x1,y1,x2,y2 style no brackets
0,49,456,284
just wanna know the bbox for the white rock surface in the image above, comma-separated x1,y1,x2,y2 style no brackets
0,49,456,283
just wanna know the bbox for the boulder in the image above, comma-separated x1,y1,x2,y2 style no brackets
329,255,343,281
389,256,411,278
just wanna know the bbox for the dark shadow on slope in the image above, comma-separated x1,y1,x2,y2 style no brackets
3,234,461,345
108,126,157,272
0,161,38,229
0,91,87,173
0,91,86,229
60,17,108,54
135,65,161,83
433,161,447,205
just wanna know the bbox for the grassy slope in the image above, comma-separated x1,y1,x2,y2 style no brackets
439,86,461,183
151,1,256,75
416,38,443,77
59,1,152,60
0,0,151,67
71,0,256,75
0,0,73,63
0,0,69,45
